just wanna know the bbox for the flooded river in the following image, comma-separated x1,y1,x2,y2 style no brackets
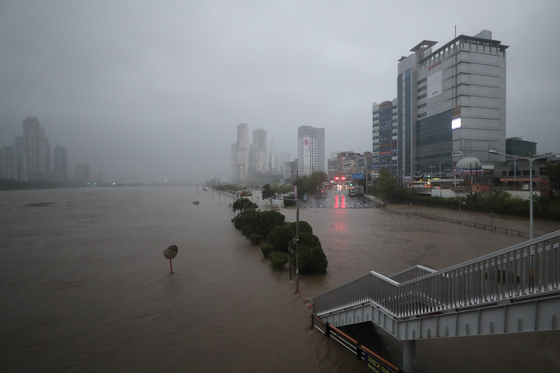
1,187,559,372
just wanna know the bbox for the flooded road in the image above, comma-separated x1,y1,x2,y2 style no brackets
1,187,559,372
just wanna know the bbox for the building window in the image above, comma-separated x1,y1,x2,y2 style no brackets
417,112,427,118
417,77,427,84
418,93,427,100
417,103,427,109
417,86,426,93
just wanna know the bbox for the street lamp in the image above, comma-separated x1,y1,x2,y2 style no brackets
489,150,560,239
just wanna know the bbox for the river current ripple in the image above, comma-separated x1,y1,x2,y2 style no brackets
1,187,559,372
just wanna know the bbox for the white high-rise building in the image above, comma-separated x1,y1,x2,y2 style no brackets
297,126,325,176
231,123,250,180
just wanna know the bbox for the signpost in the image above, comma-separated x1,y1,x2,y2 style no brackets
352,173,364,180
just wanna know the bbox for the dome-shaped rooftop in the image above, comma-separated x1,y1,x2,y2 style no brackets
455,156,483,175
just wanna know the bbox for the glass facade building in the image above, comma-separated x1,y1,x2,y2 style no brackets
397,30,508,180
372,99,398,175
506,137,536,157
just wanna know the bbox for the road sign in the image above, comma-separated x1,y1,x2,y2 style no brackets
352,173,364,179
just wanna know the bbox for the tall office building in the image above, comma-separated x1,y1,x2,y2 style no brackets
22,116,49,180
53,145,68,182
231,123,250,180
298,126,325,176
397,30,507,181
372,99,398,175
252,129,267,174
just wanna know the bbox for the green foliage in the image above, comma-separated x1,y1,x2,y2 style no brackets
296,221,313,234
293,171,328,197
371,167,410,202
252,210,286,238
543,162,560,197
395,190,559,220
298,245,328,274
232,198,258,212
297,231,321,248
213,184,244,192
269,252,288,271
229,201,328,275
267,224,296,252
233,208,285,239
266,221,313,252
232,208,259,235
261,184,277,203
277,184,293,195
286,231,328,274
249,234,263,245
261,244,276,258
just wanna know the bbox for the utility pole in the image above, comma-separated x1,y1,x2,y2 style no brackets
295,170,300,294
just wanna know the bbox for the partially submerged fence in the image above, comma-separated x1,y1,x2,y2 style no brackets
383,207,535,238
312,315,404,372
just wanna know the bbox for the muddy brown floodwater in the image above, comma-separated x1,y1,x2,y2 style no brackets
1,187,559,372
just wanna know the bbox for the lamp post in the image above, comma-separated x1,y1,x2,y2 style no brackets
489,150,560,239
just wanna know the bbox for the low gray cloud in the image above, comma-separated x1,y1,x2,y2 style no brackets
1,0,559,182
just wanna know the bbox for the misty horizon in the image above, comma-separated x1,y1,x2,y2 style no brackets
1,1,559,183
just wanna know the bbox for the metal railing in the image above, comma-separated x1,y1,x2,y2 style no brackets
314,230,560,319
312,315,403,373
383,207,535,238
389,265,437,283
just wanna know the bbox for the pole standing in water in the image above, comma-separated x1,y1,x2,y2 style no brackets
163,244,178,273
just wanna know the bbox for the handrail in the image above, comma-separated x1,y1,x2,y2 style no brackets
314,230,560,319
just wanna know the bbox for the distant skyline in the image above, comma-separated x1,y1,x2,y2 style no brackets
1,1,559,183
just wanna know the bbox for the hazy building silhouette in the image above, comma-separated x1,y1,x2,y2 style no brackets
298,126,325,176
75,163,90,182
1,146,27,181
53,145,68,182
21,116,50,180
252,128,267,175
231,123,250,181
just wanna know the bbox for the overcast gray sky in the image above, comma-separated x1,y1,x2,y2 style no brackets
1,0,559,183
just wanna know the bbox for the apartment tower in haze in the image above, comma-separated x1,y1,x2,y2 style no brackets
251,129,267,175
231,123,250,180
297,126,325,176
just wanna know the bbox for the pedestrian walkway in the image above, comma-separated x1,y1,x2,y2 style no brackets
312,230,560,373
